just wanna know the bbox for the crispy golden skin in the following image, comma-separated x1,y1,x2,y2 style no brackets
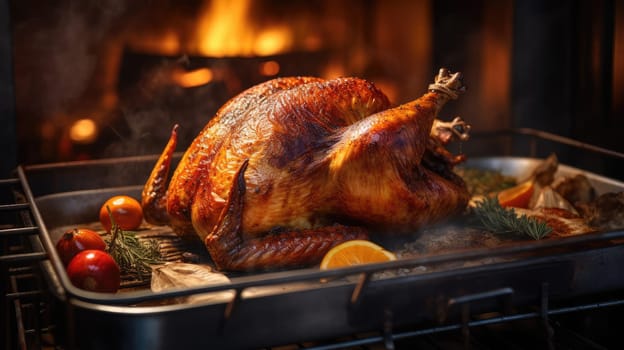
142,69,470,271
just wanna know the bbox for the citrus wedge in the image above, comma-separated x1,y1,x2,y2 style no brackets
497,180,534,208
320,240,397,269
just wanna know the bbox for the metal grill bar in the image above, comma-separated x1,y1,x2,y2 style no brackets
0,252,47,263
1,176,53,350
0,227,40,236
0,203,30,211
299,297,624,350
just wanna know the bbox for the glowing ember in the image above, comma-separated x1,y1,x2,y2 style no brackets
69,119,98,144
171,67,214,88
259,61,280,76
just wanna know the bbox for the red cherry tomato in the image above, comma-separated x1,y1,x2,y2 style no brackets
67,250,121,293
56,228,107,266
99,195,143,232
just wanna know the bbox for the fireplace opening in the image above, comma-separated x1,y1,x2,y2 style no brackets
4,0,624,178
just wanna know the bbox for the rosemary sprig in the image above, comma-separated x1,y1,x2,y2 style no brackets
472,196,552,240
105,206,163,280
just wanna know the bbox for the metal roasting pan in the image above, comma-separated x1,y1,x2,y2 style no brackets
19,129,624,349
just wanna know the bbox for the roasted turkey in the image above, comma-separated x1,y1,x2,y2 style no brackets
142,68,471,271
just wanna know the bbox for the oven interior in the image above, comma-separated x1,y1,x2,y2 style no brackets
2,1,624,349
2,131,624,349
2,0,624,177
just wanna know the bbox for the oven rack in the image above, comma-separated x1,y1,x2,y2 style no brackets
4,172,624,349
3,128,624,349
1,177,56,349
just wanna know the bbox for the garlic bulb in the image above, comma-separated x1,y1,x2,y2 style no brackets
532,186,579,215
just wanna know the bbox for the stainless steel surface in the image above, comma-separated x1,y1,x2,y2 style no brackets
3,129,624,349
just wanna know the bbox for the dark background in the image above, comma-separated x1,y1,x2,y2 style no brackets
1,0,623,178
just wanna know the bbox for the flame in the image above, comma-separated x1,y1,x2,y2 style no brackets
195,0,292,56
254,27,292,56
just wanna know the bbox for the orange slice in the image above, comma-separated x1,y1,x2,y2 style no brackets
497,180,534,208
320,240,397,269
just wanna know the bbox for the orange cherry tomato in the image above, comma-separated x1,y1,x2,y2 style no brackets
99,195,143,232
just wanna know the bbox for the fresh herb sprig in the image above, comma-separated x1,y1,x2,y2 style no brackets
472,197,552,240
105,206,163,280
